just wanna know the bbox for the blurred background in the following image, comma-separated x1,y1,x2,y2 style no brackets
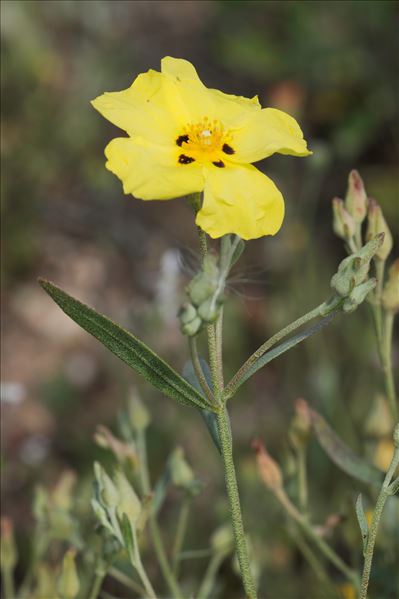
1,1,398,597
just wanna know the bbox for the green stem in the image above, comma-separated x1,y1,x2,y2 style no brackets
359,434,399,599
225,302,328,398
132,529,157,599
137,429,182,599
381,311,398,421
197,551,227,599
1,568,15,599
275,488,359,588
189,336,215,406
179,548,213,560
172,495,191,577
88,569,106,599
288,525,330,585
216,406,257,599
108,566,146,595
297,446,308,515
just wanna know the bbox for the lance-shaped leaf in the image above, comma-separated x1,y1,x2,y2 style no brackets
310,408,384,486
39,279,213,412
355,494,369,556
227,314,335,395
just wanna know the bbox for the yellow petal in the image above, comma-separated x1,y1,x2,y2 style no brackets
161,57,261,129
196,164,284,240
231,107,312,163
91,70,176,143
105,137,204,200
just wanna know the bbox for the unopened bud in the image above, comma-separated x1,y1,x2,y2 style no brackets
128,389,150,431
252,439,282,490
210,524,234,554
94,463,119,510
178,303,202,336
289,398,312,450
0,517,17,570
114,471,141,525
345,170,367,224
57,549,80,599
366,199,393,261
187,254,219,306
332,198,356,241
197,297,220,323
51,471,77,511
94,425,138,465
169,447,195,490
342,278,376,313
382,259,399,313
330,234,384,297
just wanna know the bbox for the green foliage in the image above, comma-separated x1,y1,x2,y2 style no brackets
39,279,213,412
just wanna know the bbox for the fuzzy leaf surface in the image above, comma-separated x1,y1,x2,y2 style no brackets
39,279,212,411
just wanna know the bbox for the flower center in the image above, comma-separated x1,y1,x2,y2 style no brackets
176,117,235,168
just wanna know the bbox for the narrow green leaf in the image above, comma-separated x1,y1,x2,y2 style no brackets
235,314,335,390
355,494,369,556
39,279,213,412
310,409,384,486
119,514,136,564
182,359,222,454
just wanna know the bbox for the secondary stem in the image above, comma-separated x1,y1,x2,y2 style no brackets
225,302,327,398
276,488,359,588
172,495,191,578
137,429,182,598
216,406,257,599
359,435,399,599
381,312,397,421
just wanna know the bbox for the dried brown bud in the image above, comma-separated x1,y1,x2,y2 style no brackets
345,170,367,224
366,199,393,261
252,438,282,490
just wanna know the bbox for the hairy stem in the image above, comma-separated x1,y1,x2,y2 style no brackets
216,406,257,599
359,435,399,599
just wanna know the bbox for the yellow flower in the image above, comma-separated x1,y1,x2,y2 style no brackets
92,57,311,240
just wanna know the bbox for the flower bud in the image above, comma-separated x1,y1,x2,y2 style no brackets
114,471,141,525
366,199,393,261
345,170,367,224
169,447,195,490
94,463,119,510
197,297,220,323
330,234,384,297
51,471,77,511
178,303,202,336
210,524,234,554
57,549,80,599
128,389,150,431
95,425,138,465
332,197,356,241
289,398,312,450
382,259,399,313
0,517,17,570
342,278,376,313
187,254,219,306
252,438,282,490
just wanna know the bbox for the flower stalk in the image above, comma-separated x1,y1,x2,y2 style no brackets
359,423,399,599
